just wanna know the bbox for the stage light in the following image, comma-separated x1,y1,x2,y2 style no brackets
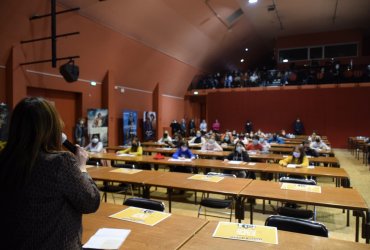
59,59,79,82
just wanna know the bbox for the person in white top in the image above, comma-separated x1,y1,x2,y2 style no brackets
310,136,330,151
199,119,207,134
259,137,271,153
201,135,223,151
233,133,249,145
158,130,172,144
84,134,103,153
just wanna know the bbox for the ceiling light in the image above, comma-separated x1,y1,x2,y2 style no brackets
249,0,258,4
194,91,199,95
283,59,289,63
90,81,97,86
245,48,249,51
240,59,245,63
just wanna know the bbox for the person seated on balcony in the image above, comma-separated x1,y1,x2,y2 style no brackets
189,130,206,145
279,146,309,168
201,135,223,151
267,133,285,144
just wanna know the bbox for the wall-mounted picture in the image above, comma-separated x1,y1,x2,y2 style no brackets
87,108,108,147
123,110,138,145
143,111,156,141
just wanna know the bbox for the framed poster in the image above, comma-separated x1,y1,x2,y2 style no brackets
123,110,138,145
87,109,108,147
143,111,156,141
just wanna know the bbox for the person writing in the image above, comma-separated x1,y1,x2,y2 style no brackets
171,140,195,174
279,146,309,167
224,141,255,179
116,137,143,156
0,97,100,249
201,135,223,151
158,130,173,146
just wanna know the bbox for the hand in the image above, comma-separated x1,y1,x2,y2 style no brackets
76,145,89,172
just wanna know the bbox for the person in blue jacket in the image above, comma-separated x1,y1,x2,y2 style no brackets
267,132,285,144
171,140,195,174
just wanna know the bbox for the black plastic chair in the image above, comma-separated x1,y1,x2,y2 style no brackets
100,164,135,203
278,177,317,220
265,215,328,237
123,197,165,212
197,172,236,221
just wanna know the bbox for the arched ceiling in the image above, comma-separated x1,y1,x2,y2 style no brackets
56,0,370,72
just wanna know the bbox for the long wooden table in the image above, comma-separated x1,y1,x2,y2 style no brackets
82,203,208,249
180,221,370,250
239,180,369,242
89,153,347,183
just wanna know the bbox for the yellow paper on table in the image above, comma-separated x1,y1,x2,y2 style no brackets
281,183,321,193
109,207,171,226
110,168,142,174
213,222,278,245
188,174,224,183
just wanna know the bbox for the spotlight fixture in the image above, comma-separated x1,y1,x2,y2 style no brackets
59,59,79,83
114,85,125,93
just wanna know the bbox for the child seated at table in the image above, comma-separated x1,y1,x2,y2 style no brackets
279,146,309,168
171,140,195,173
201,135,223,151
224,141,255,179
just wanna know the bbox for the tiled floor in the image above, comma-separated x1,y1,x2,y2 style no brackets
100,148,369,244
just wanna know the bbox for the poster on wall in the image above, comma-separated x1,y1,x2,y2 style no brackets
143,111,156,141
87,108,108,147
0,103,9,142
123,110,138,145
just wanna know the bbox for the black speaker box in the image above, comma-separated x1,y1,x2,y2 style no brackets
59,63,79,82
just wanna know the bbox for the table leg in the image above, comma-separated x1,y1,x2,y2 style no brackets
355,211,359,242
236,196,244,223
250,201,254,224
168,188,173,213
142,185,151,199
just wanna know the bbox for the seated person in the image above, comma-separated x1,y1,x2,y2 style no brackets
302,140,318,157
201,135,223,151
188,130,206,144
246,135,263,152
279,146,309,168
170,133,183,148
220,131,233,145
259,136,271,153
84,134,104,165
280,129,287,138
116,137,143,156
233,133,249,145
256,129,266,138
171,140,195,173
307,131,318,142
267,133,285,144
223,141,255,179
310,136,330,151
158,130,173,145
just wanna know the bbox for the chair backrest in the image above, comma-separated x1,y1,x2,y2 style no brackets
123,197,165,212
207,172,236,178
265,215,328,237
279,176,316,185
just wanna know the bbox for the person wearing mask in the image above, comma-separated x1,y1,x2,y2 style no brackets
246,135,264,151
211,119,221,133
116,137,143,156
180,118,187,137
171,140,195,175
293,118,304,135
85,134,104,153
267,133,285,144
85,134,105,165
310,136,330,151
220,131,233,145
189,130,206,144
302,140,318,157
158,130,173,145
0,97,100,249
201,135,223,151
74,117,86,146
199,119,207,135
170,119,180,135
233,133,249,145
279,146,309,167
245,120,253,133
259,136,271,153
223,141,255,179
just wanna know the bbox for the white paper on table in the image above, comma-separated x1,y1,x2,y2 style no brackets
117,153,135,157
287,164,302,168
83,228,131,250
168,158,192,162
248,162,256,166
227,160,243,165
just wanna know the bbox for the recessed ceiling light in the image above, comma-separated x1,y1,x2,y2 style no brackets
249,0,258,4
245,48,249,51
283,59,289,63
240,59,245,63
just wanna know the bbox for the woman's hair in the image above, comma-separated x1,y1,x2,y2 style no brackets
131,137,140,152
234,141,245,151
178,139,189,148
293,145,306,164
0,97,63,188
